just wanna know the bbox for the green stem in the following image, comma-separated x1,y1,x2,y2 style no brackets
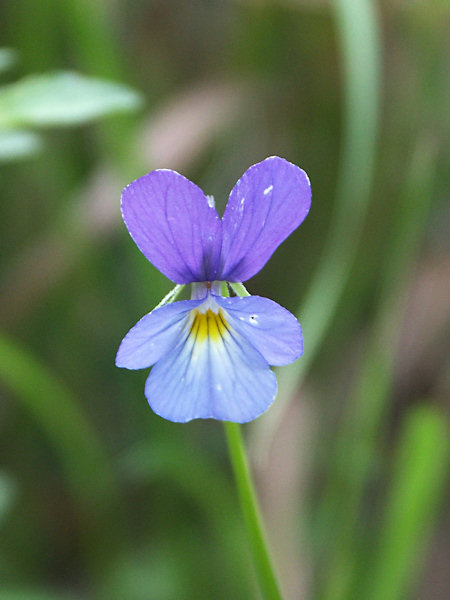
224,421,283,600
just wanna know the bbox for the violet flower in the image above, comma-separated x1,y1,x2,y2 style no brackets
116,156,311,422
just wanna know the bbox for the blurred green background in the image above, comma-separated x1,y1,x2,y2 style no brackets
0,1,448,599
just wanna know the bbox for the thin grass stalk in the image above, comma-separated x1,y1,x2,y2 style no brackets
317,138,437,600
252,0,382,459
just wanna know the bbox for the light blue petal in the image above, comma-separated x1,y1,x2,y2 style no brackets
115,299,203,370
215,295,303,366
145,315,277,423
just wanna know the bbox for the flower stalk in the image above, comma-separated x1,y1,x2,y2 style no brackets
224,421,283,600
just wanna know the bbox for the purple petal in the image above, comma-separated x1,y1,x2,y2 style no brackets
215,295,303,366
121,169,222,283
115,299,203,369
145,310,277,423
218,156,311,282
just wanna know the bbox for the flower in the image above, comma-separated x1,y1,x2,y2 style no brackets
116,156,311,423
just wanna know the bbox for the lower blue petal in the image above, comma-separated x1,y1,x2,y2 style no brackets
145,308,277,423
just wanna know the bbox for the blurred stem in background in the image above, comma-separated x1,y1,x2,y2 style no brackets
58,0,142,171
316,138,442,600
252,0,382,458
363,404,448,600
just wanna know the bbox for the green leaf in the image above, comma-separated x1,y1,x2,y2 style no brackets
0,130,42,162
0,71,143,128
0,48,18,74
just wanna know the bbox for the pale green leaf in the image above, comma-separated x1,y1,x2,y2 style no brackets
0,71,143,128
0,130,42,162
0,48,18,74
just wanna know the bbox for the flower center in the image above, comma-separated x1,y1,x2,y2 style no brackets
189,308,229,343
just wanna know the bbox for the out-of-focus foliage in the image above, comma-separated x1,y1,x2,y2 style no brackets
0,129,42,162
0,55,142,160
0,1,448,600
0,71,143,128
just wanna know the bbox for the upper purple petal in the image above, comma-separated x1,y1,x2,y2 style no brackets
121,169,222,283
217,156,311,282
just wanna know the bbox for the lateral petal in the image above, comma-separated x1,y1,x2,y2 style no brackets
115,299,203,370
121,169,222,283
215,294,303,366
218,156,311,282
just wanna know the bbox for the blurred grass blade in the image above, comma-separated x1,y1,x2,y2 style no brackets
0,471,17,527
58,0,128,80
0,72,143,128
0,333,125,576
290,0,381,379
0,591,78,600
253,0,382,451
0,48,18,74
365,405,448,600
316,137,437,600
0,129,42,162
